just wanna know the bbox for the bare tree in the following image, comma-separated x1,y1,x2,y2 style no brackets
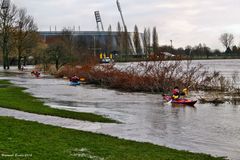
0,0,17,69
116,22,122,53
143,28,147,54
45,41,68,71
59,29,76,63
143,27,151,55
219,33,234,52
152,27,159,54
14,8,38,70
31,40,47,65
147,28,151,54
122,26,129,55
106,25,113,53
133,25,141,55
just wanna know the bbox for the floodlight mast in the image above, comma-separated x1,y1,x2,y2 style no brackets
94,11,104,31
116,0,136,54
116,0,126,28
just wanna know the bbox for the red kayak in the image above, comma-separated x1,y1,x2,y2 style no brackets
163,95,197,106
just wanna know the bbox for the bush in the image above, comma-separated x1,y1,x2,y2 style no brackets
55,60,239,94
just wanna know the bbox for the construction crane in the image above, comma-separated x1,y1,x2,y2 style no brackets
116,0,136,54
94,11,104,31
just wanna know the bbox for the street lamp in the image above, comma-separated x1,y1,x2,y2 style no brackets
170,40,173,54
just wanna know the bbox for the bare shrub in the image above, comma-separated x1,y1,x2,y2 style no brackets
197,70,237,92
86,60,206,93
56,59,237,94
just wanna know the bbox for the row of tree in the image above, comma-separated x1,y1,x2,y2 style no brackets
158,33,240,58
0,1,88,71
219,33,240,54
115,22,159,56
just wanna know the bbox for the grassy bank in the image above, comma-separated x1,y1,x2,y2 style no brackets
0,117,224,160
0,80,116,123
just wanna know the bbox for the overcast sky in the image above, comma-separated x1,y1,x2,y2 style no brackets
12,0,240,50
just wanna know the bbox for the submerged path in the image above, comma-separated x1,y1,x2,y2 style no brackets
0,107,104,132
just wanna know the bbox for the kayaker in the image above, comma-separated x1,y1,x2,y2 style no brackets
171,87,188,100
35,71,40,78
182,88,189,97
70,75,80,82
172,86,180,100
31,70,40,78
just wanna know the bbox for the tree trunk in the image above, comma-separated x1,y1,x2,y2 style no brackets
56,59,59,71
34,59,38,65
6,56,10,69
23,56,27,66
3,53,6,70
18,51,22,70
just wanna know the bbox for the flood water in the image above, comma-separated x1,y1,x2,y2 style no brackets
1,59,240,160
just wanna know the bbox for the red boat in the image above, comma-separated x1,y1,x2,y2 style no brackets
163,95,197,106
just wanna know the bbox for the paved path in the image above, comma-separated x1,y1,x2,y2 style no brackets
0,107,105,132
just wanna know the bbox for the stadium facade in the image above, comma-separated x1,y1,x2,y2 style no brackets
39,31,144,55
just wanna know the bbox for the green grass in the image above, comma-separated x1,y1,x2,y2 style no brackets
0,80,116,123
0,117,225,160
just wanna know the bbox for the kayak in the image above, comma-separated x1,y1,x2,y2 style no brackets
70,81,80,86
163,95,197,106
31,71,40,78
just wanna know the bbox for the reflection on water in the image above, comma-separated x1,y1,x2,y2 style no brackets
1,60,240,160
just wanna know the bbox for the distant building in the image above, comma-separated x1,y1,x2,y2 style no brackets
39,31,117,50
39,31,144,55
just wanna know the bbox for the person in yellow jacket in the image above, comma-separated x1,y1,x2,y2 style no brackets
182,88,189,97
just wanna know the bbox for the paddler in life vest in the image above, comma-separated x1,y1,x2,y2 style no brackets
70,75,80,82
182,88,189,98
31,70,40,78
172,86,180,100
172,87,188,100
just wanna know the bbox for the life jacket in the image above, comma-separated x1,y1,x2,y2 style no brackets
172,88,180,99
172,89,179,95
182,88,188,96
70,76,79,82
172,95,179,100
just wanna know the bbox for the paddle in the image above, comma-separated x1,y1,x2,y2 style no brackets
167,99,172,104
162,94,173,104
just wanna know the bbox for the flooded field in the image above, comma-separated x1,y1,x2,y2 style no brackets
1,59,240,160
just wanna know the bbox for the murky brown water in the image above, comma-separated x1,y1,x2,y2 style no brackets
1,60,240,160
